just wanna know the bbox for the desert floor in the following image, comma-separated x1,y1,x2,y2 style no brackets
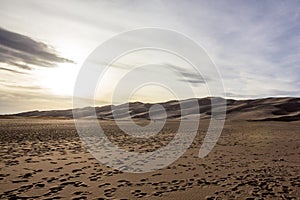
0,119,299,199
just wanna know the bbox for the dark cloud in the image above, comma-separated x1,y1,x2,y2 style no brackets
177,78,206,84
0,67,26,74
7,62,31,70
0,27,74,71
164,63,209,86
97,61,210,86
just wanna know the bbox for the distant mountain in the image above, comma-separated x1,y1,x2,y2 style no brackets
1,97,300,122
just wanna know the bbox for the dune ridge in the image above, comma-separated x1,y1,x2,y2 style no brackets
2,97,300,122
1,98,300,199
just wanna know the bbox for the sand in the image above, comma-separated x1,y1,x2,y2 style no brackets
0,118,300,199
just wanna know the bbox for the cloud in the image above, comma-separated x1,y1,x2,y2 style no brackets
0,67,26,74
0,1,299,114
97,60,210,86
2,84,42,90
164,63,209,86
0,86,72,114
0,27,74,70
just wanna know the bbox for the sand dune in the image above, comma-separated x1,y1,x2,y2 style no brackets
0,97,300,199
2,97,300,122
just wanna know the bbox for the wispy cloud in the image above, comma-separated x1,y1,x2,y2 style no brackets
0,67,26,74
176,1,300,98
0,0,299,113
0,27,74,70
0,87,71,114
163,63,209,86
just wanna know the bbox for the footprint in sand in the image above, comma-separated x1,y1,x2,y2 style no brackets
104,187,117,197
131,189,148,198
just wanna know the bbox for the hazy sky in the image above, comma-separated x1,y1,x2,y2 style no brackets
0,0,300,114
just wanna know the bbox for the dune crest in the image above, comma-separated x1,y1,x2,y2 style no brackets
2,97,300,122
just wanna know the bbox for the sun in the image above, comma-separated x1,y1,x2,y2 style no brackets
34,63,80,96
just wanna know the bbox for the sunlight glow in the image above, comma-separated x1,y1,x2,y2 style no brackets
34,63,80,96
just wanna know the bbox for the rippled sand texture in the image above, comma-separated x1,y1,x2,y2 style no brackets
0,119,300,199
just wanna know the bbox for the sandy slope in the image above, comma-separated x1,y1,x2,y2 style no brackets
3,97,300,122
0,119,299,199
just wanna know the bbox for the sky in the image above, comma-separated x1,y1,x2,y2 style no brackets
0,0,300,114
